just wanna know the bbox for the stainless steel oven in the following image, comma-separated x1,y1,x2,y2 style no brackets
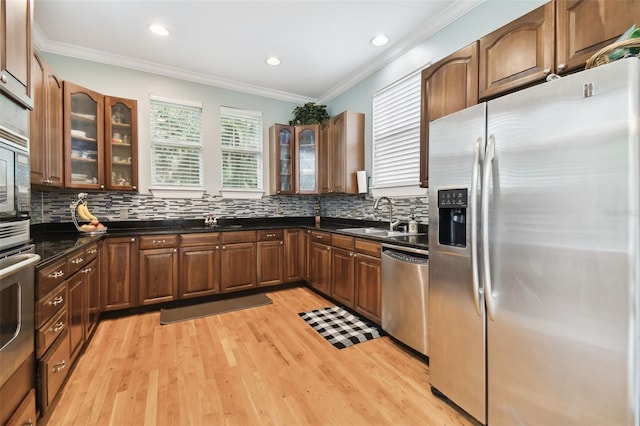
0,244,40,387
0,138,31,251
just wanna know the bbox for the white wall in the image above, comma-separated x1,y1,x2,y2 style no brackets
43,53,298,195
326,0,547,174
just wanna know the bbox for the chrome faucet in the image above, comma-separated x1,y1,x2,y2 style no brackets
374,196,400,231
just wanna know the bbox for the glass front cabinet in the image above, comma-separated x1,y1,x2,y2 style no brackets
269,124,319,195
63,82,138,191
64,82,104,189
105,97,138,191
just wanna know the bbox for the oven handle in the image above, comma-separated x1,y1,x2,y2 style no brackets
0,253,40,280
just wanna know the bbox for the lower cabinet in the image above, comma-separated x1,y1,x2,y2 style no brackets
39,331,71,412
301,229,311,282
5,388,36,426
85,257,100,337
331,246,355,308
102,236,138,311
353,240,382,323
138,235,180,306
283,229,301,283
67,272,85,363
179,233,221,299
309,240,332,295
220,231,257,293
257,230,284,287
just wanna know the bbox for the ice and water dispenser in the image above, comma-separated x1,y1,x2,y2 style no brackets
438,189,467,247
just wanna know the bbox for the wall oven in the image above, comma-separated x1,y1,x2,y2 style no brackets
0,137,31,251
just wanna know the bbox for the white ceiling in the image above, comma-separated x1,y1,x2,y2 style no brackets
33,0,482,103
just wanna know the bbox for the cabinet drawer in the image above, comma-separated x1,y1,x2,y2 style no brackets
37,259,68,299
5,388,36,426
180,232,221,247
36,283,66,329
221,230,257,244
37,308,67,359
40,331,71,410
67,248,88,275
138,235,179,249
332,234,354,251
355,239,381,258
84,242,99,261
257,230,283,241
311,231,332,245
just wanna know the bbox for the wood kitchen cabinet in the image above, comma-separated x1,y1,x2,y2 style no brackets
220,231,257,293
67,272,85,363
257,230,284,287
269,124,320,195
301,229,311,282
354,239,382,323
331,234,356,308
138,235,179,306
30,51,64,188
479,2,555,100
320,111,365,194
63,82,138,191
284,229,302,282
0,0,33,109
101,236,138,311
179,233,221,299
105,96,138,191
309,231,332,295
420,41,478,188
555,0,640,73
84,256,100,337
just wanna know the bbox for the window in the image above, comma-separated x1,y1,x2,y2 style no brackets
372,70,421,189
220,106,263,191
150,96,203,189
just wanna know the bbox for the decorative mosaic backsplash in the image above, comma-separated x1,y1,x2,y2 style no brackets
31,190,429,226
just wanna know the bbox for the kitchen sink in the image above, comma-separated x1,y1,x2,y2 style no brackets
337,227,422,238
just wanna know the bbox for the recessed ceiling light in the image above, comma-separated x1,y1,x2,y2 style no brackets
149,24,169,37
266,56,281,66
371,34,389,46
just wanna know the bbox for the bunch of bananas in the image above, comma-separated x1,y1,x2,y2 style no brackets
77,201,105,232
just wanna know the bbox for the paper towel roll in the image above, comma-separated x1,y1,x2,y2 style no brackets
356,170,367,194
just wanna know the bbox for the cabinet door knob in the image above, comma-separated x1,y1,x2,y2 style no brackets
222,246,226,250
543,68,551,75
173,249,177,253
132,186,137,190
557,63,566,72
0,73,6,84
100,184,104,189
131,238,136,242
280,241,283,245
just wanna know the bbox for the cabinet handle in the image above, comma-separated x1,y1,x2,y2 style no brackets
49,296,64,306
131,238,136,242
266,233,276,238
173,249,177,253
543,68,551,75
48,270,64,279
222,246,226,250
82,267,92,274
50,322,65,333
100,184,104,189
132,186,137,190
87,248,98,254
0,73,6,84
557,63,566,72
326,246,331,251
71,257,84,264
24,418,33,426
152,239,166,244
280,241,283,245
52,360,67,373
215,245,219,249
316,235,323,240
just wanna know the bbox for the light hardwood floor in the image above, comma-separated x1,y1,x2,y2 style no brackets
47,286,472,426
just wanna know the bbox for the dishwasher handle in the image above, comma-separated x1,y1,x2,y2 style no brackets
381,247,428,264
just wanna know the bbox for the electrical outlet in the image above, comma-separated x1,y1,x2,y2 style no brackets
275,205,282,215
119,207,128,219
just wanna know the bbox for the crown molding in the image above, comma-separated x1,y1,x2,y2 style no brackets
33,24,315,104
317,0,484,104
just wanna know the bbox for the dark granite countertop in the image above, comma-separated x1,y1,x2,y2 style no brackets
31,216,428,267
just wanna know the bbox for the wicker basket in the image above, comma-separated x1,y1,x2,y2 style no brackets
586,38,640,69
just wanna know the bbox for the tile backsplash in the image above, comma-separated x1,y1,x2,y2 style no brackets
31,190,429,226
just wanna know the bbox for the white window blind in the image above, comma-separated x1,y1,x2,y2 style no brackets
150,96,203,188
220,106,263,190
372,70,421,188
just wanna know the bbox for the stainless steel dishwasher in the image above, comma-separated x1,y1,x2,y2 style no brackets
381,243,429,356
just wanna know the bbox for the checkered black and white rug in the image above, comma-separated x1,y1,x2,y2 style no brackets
298,306,383,349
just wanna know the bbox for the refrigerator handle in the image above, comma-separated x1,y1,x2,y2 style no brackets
470,137,483,317
482,134,497,321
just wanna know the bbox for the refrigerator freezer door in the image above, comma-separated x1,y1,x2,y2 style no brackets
485,58,639,425
428,102,487,424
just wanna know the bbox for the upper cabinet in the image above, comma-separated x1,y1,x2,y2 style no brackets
61,82,138,191
479,0,640,100
0,0,33,109
479,2,555,100
320,111,365,194
270,112,364,195
105,96,138,191
555,0,640,73
295,125,319,194
419,42,479,188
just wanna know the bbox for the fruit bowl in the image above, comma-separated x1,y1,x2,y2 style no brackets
70,193,107,234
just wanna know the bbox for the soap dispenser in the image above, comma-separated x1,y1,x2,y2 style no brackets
408,215,418,234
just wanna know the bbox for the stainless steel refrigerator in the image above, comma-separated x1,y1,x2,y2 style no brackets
428,57,640,425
